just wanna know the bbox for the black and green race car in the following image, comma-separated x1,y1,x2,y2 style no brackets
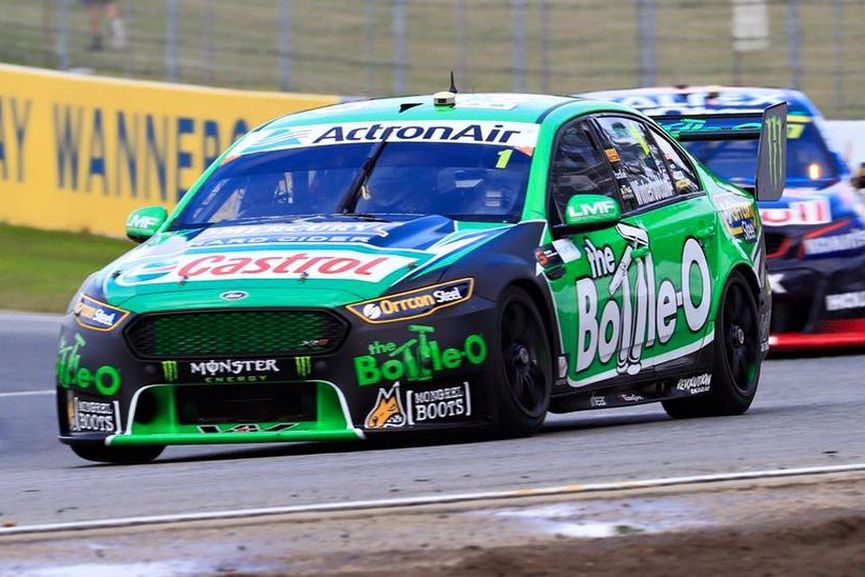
57,91,786,463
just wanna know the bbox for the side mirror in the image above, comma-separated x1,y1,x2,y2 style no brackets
554,194,621,236
852,162,865,190
126,206,168,243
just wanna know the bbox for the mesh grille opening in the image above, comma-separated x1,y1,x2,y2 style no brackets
126,309,346,359
175,382,317,425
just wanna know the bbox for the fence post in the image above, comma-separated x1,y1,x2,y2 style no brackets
832,0,843,116
636,0,657,86
364,0,374,95
279,0,292,91
392,0,406,94
202,0,213,84
539,0,550,92
454,0,466,85
512,0,526,92
56,0,70,70
786,0,802,89
165,0,179,82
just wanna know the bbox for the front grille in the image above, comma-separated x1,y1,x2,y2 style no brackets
765,233,788,258
175,383,317,425
126,309,347,359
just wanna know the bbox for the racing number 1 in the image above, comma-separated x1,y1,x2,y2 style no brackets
495,149,513,169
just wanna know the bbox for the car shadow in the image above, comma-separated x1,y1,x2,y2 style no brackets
97,407,677,467
768,346,865,360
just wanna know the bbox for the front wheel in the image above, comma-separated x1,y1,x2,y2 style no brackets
663,270,761,419
70,443,165,464
493,287,553,436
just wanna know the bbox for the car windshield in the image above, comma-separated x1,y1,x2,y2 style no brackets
682,121,839,186
171,142,532,228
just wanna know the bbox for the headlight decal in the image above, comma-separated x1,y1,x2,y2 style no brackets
73,294,131,332
346,278,474,324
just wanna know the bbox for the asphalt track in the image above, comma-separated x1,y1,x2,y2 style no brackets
1,311,863,529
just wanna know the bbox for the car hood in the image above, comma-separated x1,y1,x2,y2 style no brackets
99,216,511,312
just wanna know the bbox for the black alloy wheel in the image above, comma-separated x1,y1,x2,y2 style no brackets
663,271,761,419
495,287,552,436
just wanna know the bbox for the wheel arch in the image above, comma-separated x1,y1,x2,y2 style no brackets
506,278,561,367
731,263,761,305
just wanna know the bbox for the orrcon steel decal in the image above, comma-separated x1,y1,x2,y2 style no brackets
346,278,474,324
73,294,130,332
232,120,541,156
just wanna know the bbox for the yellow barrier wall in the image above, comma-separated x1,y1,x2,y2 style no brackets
0,64,341,237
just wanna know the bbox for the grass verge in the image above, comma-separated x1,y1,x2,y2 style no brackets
0,224,130,313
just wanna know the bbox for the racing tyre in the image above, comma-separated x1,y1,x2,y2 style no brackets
70,443,165,464
494,287,553,436
663,271,761,419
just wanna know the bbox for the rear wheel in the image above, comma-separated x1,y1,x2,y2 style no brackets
494,287,553,436
70,443,165,464
663,271,761,419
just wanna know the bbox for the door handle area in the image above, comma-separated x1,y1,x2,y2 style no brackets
631,245,649,259
695,225,716,239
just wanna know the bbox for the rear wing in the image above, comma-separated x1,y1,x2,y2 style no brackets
652,102,788,201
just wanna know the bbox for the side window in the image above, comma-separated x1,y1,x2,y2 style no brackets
650,128,702,194
596,116,676,210
549,121,620,222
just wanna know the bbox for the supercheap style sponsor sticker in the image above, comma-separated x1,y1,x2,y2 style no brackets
759,199,831,227
232,120,541,156
346,278,474,324
73,294,130,332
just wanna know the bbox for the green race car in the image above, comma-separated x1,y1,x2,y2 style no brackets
57,91,786,463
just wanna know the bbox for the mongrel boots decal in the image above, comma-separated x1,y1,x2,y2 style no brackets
577,225,712,377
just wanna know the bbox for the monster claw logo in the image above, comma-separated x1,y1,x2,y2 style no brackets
162,361,179,383
765,115,784,191
364,384,406,429
295,356,312,378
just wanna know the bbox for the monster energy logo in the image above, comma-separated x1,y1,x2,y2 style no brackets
295,356,312,378
162,361,178,383
765,115,783,191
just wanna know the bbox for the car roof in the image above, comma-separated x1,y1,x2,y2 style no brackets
261,92,633,129
578,85,820,117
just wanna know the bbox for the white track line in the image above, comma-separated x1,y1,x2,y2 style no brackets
0,390,54,398
0,311,62,323
2,462,864,537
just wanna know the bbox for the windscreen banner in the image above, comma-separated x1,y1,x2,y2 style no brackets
0,64,341,237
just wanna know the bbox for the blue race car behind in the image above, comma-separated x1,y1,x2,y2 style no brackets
580,86,865,350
